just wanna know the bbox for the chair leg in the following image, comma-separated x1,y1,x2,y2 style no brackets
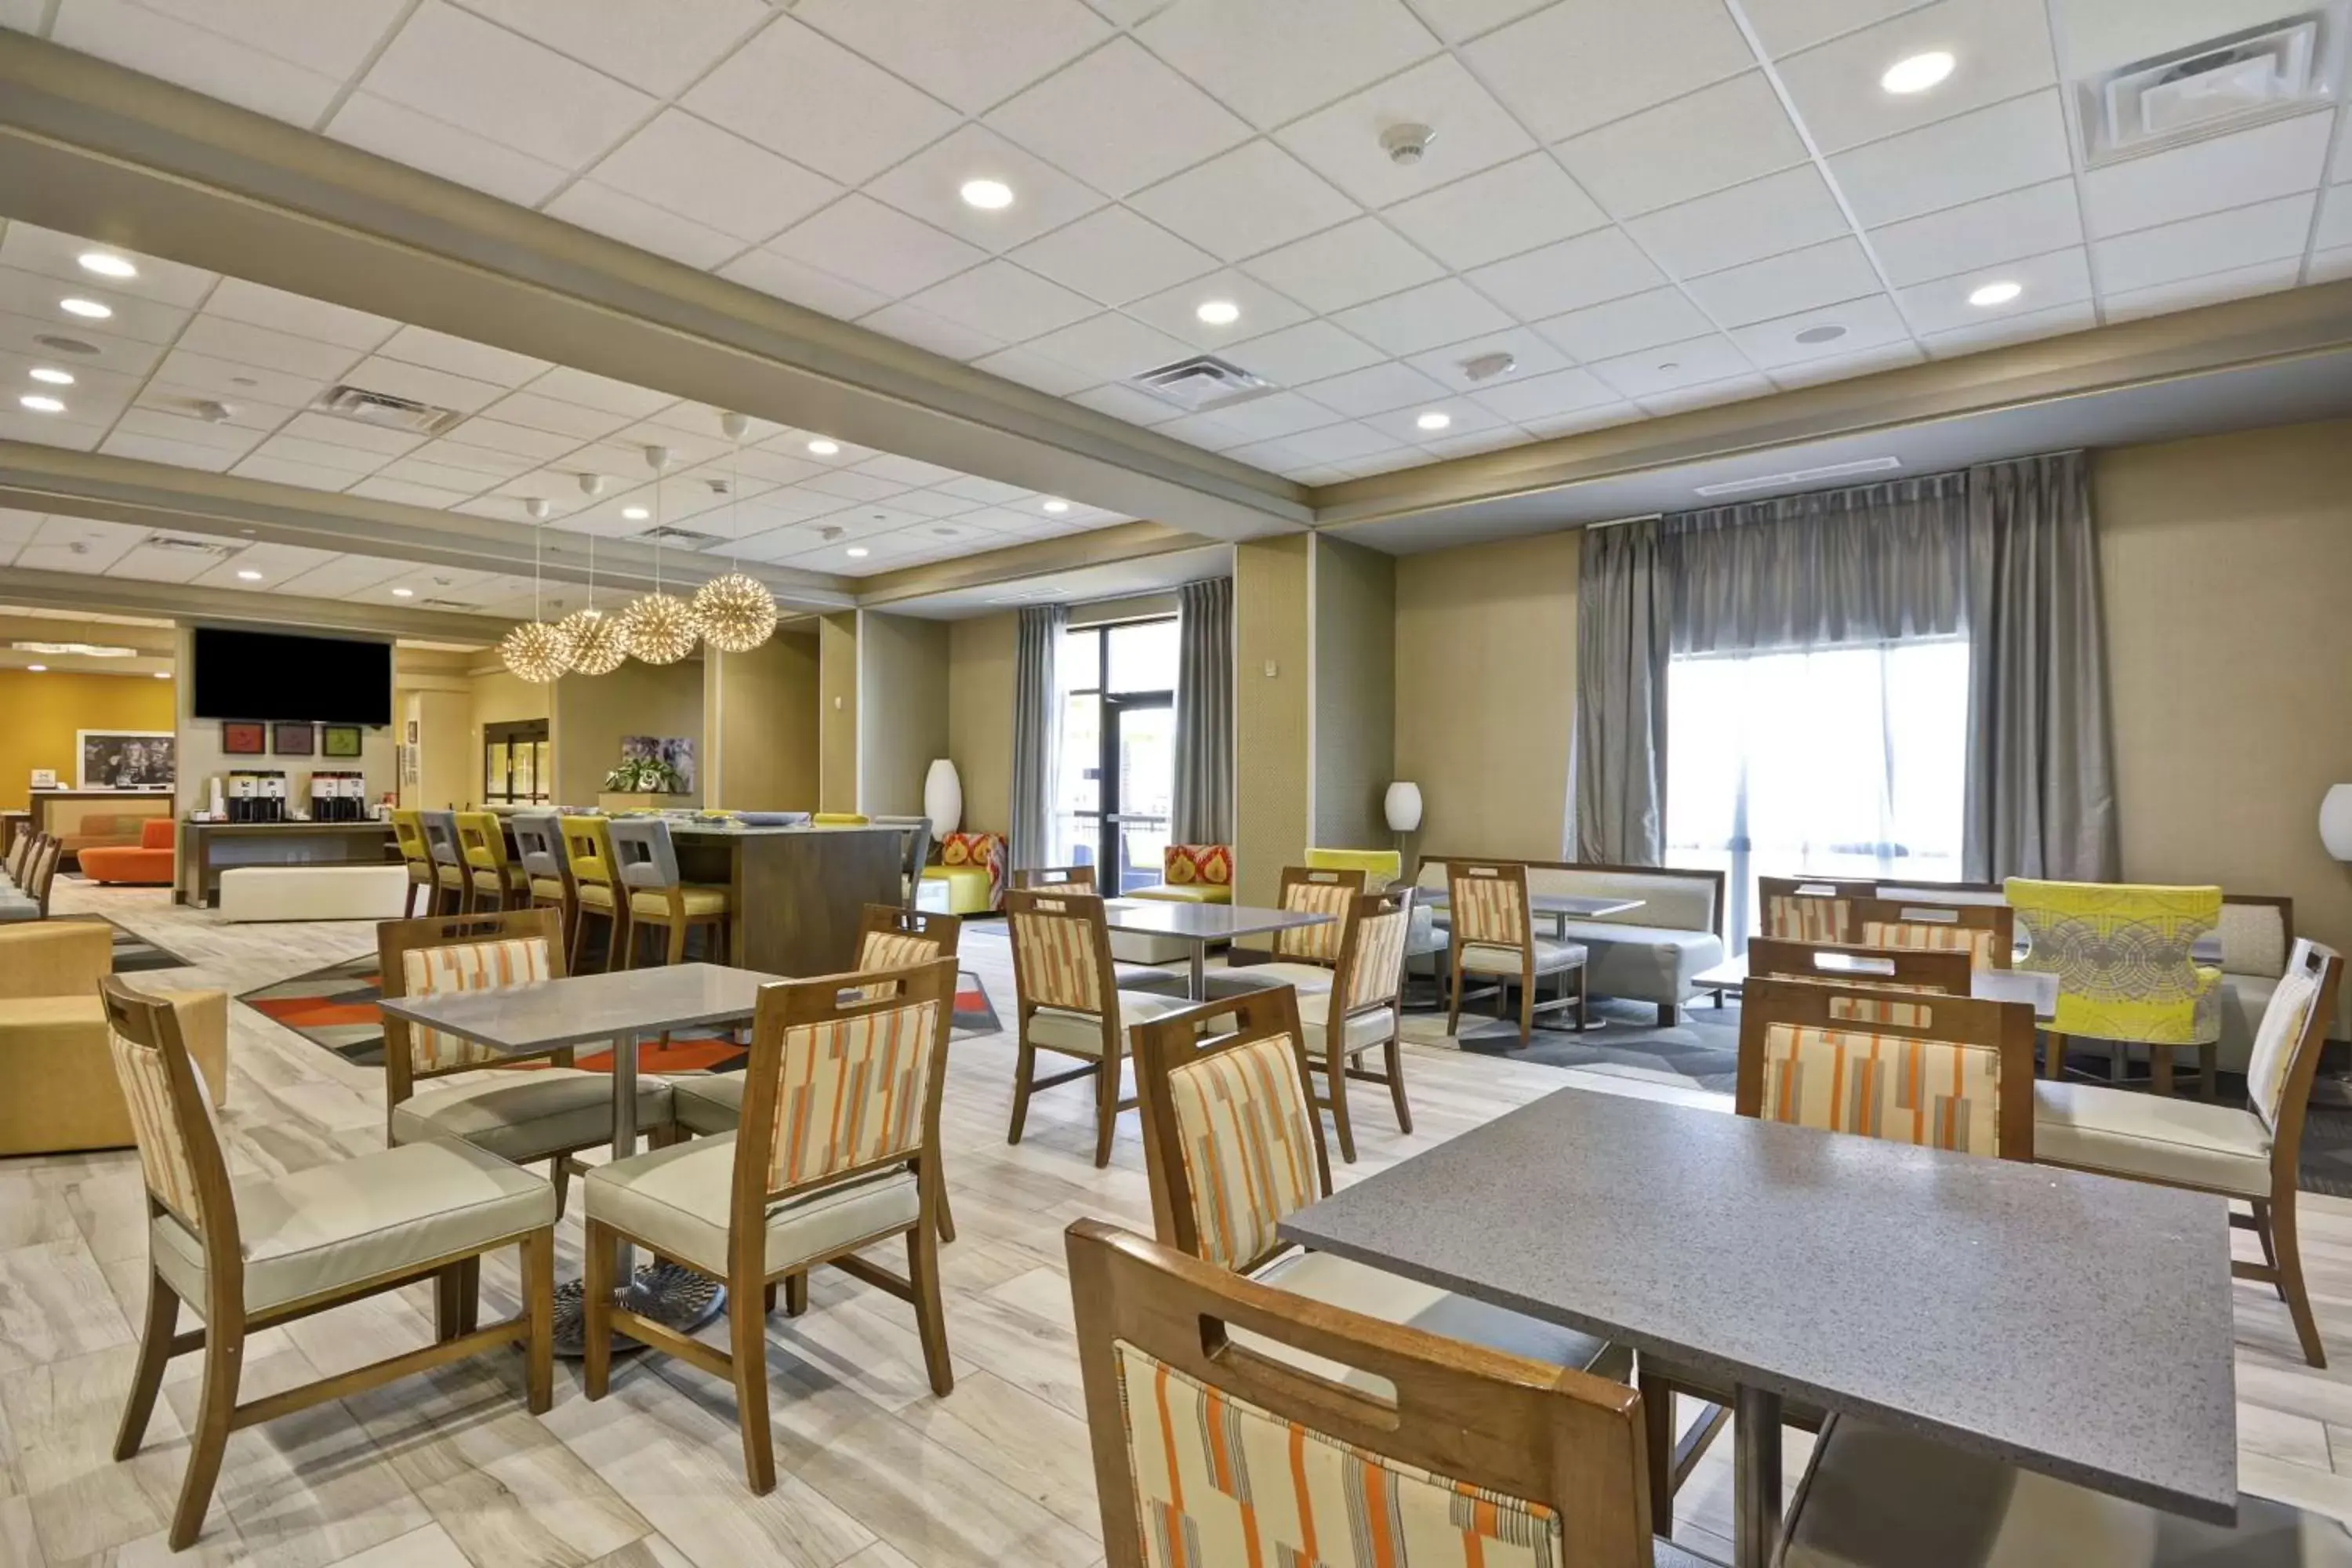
1446,956,1464,1036
2274,1194,2328,1368
169,1316,241,1550
456,1256,480,1335
2198,1042,2218,1102
434,1263,466,1343
570,909,593,976
1518,967,1535,1044
762,1281,779,1315
909,1220,955,1398
520,1229,554,1416
2252,1199,2285,1294
935,1171,957,1244
2042,1031,2067,1080
1383,1037,1414,1134
1093,1051,1120,1167
783,1271,808,1316
1659,1002,1680,1027
2151,1044,2174,1098
583,1220,615,1399
666,917,687,968
550,1156,571,1220
730,1267,776,1494
1639,1371,1677,1541
1007,1039,1036,1145
1327,1037,1357,1163
114,1266,178,1461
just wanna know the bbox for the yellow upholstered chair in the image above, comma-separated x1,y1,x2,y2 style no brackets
559,814,626,974
1304,846,1403,889
922,830,1007,913
389,809,436,917
456,810,524,914
811,811,870,826
2009,878,2223,1095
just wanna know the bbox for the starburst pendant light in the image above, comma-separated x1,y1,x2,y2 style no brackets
692,411,779,652
499,497,572,683
557,532,627,675
620,444,699,665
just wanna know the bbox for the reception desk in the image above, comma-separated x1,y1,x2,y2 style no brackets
668,822,905,977
178,821,397,907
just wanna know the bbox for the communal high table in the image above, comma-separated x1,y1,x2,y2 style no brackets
1691,951,2063,1018
662,821,905,975
378,962,781,1356
1099,898,1337,1000
1280,1087,2235,1568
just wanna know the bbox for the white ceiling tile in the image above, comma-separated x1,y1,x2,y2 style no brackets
1534,285,1722,361
187,539,339,590
800,469,914,503
233,453,369,492
1625,165,1854,281
983,38,1253,199
1403,328,1572,389
3,350,143,408
873,486,984,519
203,278,398,352
0,223,218,309
325,93,570,207
452,0,769,96
373,325,550,390
1682,237,1882,327
108,538,227,582
2092,193,2314,295
403,439,535,479
53,0,343,125
971,344,1101,397
478,390,638,441
1634,372,1774,416
1829,89,2073,227
1776,0,2058,154
132,0,408,77
1007,208,1218,308
1065,383,1186,425
148,350,321,408
1128,140,1362,263
1138,0,1440,131
1196,390,1348,441
1299,359,1454,416
0,303,163,377
340,354,508,416
99,432,240,474
542,182,746,270
1221,319,1389,386
2081,111,2332,239
1024,312,1197,383
1461,364,1618,421
1382,152,1610,271
1403,0,1552,42
272,555,408,597
245,432,394,473
718,448,827,487
2102,257,2305,325
0,268,183,347
1895,245,2089,335
2318,183,2352,255
683,13,961,185
524,366,673,419
1125,269,1312,349
347,475,474,510
0,407,104,451
1728,292,1911,368
1921,297,2096,357
582,110,841,245
1465,0,1755,143
1583,332,1757,398
358,1,654,169
866,125,1108,254
793,0,1111,114
1258,419,1406,464
372,456,501,495
1556,71,1809,220
1241,219,1446,313
855,454,967,488
768,196,989,299
1465,228,1664,320
1275,54,1536,209
1333,277,1516,353
935,474,1036,505
273,409,426,459
1519,401,1643,437
1740,0,1933,56
20,516,146,572
1360,399,1507,445
900,261,1098,343
714,248,892,321
1765,341,1922,387
175,316,366,382
1867,178,2083,287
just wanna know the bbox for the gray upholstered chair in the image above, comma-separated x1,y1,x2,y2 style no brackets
605,815,731,967
511,810,575,954
419,810,467,916
871,815,934,909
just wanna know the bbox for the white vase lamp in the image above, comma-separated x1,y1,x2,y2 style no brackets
924,758,963,837
1385,782,1423,836
2322,784,2352,861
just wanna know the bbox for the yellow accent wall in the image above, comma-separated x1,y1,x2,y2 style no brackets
947,612,1016,834
0,671,176,810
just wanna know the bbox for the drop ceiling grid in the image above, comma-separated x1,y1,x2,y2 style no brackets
9,0,2349,488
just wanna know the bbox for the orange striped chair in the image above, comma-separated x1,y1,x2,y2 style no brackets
1205,864,1365,999
1850,894,2013,971
1446,861,1587,1043
581,960,959,1494
1759,875,1864,943
1004,887,1192,1167
1297,886,1417,1161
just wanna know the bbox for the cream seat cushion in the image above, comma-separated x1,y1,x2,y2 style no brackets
583,1131,917,1276
1027,988,1194,1056
1296,991,1395,1055
1128,883,1232,905
2034,1081,2271,1197
1461,938,1587,975
391,1069,674,1163
528,876,566,902
575,883,616,910
1250,1249,1628,1388
1783,1415,2352,1566
151,1137,554,1319
671,1072,745,1137
628,886,730,920
1214,960,1335,996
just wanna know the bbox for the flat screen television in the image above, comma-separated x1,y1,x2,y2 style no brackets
191,626,393,725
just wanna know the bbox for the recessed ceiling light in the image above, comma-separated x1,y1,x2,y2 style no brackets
24,663,46,672
1415,410,1452,432
1195,299,1240,326
846,546,870,558
19,394,64,413
153,670,170,679
808,438,840,456
236,568,263,581
1968,280,2023,307
390,587,416,598
78,252,137,279
28,368,73,386
622,505,651,521
1042,499,1070,514
960,178,1014,210
59,297,111,319
1880,50,1955,94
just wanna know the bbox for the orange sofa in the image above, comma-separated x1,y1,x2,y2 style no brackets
78,817,176,885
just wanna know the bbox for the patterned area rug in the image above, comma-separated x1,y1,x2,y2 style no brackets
241,957,1002,1072
1403,991,1742,1094
54,914,192,974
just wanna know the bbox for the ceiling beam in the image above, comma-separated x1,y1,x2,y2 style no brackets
0,562,522,642
0,34,1309,546
855,521,1221,608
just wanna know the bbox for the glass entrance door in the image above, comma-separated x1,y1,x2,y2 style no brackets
1052,618,1178,888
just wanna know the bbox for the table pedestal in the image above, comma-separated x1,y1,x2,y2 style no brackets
1732,1385,1783,1567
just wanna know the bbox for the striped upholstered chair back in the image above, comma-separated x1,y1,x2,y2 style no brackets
1759,876,1864,943
376,908,567,1108
858,902,963,970
1012,865,1096,891
1446,861,1530,952
1274,865,1365,963
1334,887,1415,1018
1737,977,2037,1160
1130,986,1330,1276
1005,888,1113,1016
2247,940,2342,1133
1068,1218,1656,1568
1744,936,1971,1025
99,976,233,1254
1850,895,2013,971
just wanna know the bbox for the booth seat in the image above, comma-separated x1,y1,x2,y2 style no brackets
78,817,176,885
51,797,172,863
1128,844,1234,905
921,830,1006,913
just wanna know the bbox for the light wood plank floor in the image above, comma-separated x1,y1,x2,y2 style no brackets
5,882,2351,1566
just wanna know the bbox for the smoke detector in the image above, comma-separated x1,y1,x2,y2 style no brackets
194,399,235,424
1381,122,1437,165
1459,350,1517,383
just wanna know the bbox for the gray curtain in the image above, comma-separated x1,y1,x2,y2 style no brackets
1962,451,2118,882
1574,517,1670,864
1173,576,1234,844
1009,603,1066,872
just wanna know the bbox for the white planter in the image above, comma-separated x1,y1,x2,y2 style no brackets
924,758,963,837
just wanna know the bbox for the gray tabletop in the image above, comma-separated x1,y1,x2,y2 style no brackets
377,961,785,1054
1101,898,1335,942
1693,953,2062,1019
1421,891,1644,919
1280,1087,2235,1523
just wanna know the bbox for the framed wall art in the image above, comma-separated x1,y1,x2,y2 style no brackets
321,724,362,759
271,721,314,757
221,720,266,757
76,731,176,789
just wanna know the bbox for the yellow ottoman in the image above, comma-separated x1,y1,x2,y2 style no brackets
0,987,227,1156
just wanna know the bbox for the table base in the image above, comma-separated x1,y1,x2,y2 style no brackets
552,1263,727,1359
1733,1385,1783,1568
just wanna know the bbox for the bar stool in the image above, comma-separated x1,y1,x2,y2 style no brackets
511,811,575,957
456,811,524,913
419,811,468,916
388,809,436,917
558,815,626,974
606,816,733,968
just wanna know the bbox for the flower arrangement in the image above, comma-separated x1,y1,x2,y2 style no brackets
604,754,684,794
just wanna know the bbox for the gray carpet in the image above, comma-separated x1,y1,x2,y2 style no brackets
1406,989,1741,1095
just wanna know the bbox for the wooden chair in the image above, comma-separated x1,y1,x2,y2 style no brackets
2010,877,2223,1095
581,960,958,1494
23,833,61,917
1745,935,1973,998
456,810,524,913
1012,865,1189,993
101,975,557,1551
1212,865,1364,998
379,908,674,1218
1004,886,1192,1166
1848,893,2013,970
1757,875,1860,943
1011,864,1096,891
558,814,626,974
510,810,575,956
1067,1218,1709,1568
606,816,733,969
389,808,436,917
1446,860,1585,1043
1300,887,1417,1160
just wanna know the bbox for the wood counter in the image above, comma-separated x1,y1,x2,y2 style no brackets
668,823,906,976
177,821,397,907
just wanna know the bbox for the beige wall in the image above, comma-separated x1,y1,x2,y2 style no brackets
948,612,1017,834
818,612,858,813
857,611,950,816
2096,417,2352,962
173,626,397,815
1235,535,1310,909
702,628,819,810
1393,528,1581,862
552,656,704,807
1312,535,1396,850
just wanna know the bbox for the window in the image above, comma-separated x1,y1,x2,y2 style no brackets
1664,638,1969,947
1054,618,1178,892
482,719,550,805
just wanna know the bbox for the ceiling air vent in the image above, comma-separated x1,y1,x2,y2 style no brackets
142,533,238,557
310,383,463,437
2079,8,2346,165
1127,354,1274,413
636,524,724,550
